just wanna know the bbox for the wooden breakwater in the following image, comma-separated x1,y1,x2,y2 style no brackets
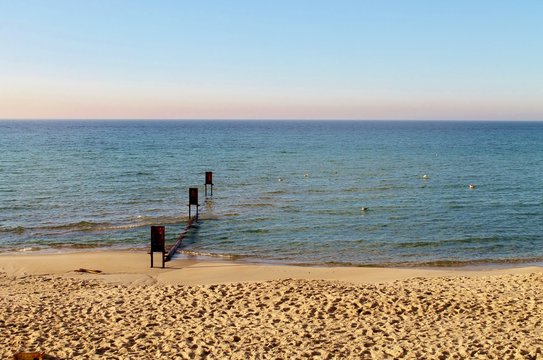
150,172,213,268
164,214,197,261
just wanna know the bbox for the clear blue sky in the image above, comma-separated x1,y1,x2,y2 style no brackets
1,1,542,120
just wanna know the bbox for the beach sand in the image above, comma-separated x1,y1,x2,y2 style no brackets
1,251,542,359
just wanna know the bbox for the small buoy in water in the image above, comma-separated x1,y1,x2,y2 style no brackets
422,174,429,180
277,177,283,182
304,173,309,177
361,207,369,212
469,184,476,190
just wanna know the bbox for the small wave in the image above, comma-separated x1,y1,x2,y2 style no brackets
414,256,543,267
129,215,188,226
388,216,408,220
0,246,43,254
307,189,327,193
280,204,302,210
0,226,26,234
131,171,153,176
342,188,360,193
242,229,271,234
179,250,247,260
367,185,398,192
31,216,188,234
310,209,356,216
246,216,273,222
264,190,288,195
222,212,240,217
514,211,543,216
397,236,503,249
281,256,543,268
447,236,503,245
40,221,112,232
48,242,113,249
398,241,437,249
236,203,275,208
18,246,41,252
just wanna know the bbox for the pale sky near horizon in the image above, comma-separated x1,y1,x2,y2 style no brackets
1,1,542,120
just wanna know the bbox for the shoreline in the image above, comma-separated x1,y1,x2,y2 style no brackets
1,249,542,285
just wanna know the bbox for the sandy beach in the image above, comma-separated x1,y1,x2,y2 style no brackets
1,251,542,359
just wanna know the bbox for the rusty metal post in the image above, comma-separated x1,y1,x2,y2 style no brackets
150,226,165,268
205,171,213,197
189,187,199,220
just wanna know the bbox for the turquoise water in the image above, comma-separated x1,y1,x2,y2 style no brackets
1,120,542,266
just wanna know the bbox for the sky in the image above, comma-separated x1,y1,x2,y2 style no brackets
0,1,542,120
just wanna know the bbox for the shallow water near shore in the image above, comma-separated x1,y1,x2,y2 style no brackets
1,120,542,266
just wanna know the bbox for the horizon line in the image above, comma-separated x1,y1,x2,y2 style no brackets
1,118,542,122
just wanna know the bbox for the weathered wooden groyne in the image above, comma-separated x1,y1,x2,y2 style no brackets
150,172,213,268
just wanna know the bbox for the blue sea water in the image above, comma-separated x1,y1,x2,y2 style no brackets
0,120,542,266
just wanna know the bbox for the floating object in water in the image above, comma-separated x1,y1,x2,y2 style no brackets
361,207,369,212
422,174,429,180
277,177,283,182
304,173,309,177
469,184,476,190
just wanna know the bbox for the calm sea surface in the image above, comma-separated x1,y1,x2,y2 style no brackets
1,120,542,266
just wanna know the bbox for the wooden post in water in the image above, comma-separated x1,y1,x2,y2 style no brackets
189,187,199,220
150,226,165,268
164,188,199,261
205,171,213,197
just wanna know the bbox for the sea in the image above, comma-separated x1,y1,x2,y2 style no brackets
1,120,542,267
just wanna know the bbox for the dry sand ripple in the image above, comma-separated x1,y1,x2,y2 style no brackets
1,272,542,359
